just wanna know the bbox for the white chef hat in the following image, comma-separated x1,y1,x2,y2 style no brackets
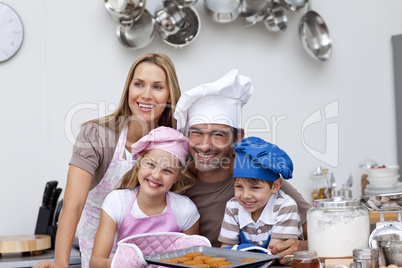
174,69,253,132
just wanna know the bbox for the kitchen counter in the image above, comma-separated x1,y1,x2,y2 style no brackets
0,248,81,268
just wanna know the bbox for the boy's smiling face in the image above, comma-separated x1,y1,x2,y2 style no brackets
234,177,281,222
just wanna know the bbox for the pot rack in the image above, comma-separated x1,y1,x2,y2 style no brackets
104,0,332,61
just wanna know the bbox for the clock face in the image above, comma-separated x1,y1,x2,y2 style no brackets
0,2,24,62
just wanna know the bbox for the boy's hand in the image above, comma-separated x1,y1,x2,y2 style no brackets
269,239,308,265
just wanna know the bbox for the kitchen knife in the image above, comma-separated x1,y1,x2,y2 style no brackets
42,181,53,207
52,199,63,227
48,187,62,210
41,180,58,207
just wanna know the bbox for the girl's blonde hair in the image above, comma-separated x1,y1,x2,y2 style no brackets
84,53,181,130
117,151,195,194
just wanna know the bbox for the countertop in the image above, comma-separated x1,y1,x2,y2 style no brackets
0,248,81,268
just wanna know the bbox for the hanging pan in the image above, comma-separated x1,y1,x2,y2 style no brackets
204,0,242,23
298,0,332,61
105,0,146,25
116,9,156,49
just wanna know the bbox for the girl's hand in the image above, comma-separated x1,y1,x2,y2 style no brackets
33,260,66,268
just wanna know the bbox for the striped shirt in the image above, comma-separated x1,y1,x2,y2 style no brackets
218,190,303,246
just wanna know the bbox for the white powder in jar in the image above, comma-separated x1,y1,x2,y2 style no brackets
308,208,370,258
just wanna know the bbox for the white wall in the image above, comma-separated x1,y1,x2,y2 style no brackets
1,0,401,236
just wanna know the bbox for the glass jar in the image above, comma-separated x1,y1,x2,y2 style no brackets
292,251,320,268
307,197,370,258
309,167,329,205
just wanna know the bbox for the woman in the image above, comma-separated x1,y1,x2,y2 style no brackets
35,53,181,268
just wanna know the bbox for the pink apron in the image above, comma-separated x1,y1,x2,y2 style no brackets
116,188,180,243
77,126,134,268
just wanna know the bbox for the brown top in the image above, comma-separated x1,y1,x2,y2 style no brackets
69,123,119,190
184,174,311,247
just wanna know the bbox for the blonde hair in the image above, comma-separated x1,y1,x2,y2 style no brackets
84,53,181,131
117,151,195,194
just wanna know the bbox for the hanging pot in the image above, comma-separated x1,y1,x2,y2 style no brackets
298,0,332,61
162,6,201,48
264,1,287,32
204,0,242,23
116,9,155,49
279,0,306,12
154,1,186,39
105,0,146,25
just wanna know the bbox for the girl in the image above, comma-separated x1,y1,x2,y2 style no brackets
35,53,182,268
90,126,199,268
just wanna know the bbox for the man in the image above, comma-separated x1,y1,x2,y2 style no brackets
174,69,311,265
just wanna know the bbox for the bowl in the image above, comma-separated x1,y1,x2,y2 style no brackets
367,175,400,188
367,165,399,177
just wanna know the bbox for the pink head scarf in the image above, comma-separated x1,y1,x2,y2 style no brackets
131,126,189,166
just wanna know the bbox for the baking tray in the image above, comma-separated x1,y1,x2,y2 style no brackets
144,246,278,268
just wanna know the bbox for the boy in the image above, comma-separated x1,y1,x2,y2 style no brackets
218,136,304,251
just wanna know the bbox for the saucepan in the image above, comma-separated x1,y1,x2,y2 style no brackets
279,0,306,12
105,0,146,25
264,1,287,32
298,0,332,61
154,1,185,39
241,0,269,27
116,9,155,49
171,0,198,7
162,6,201,48
204,0,242,23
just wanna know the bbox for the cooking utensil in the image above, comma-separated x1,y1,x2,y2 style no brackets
162,6,200,48
116,9,156,48
361,193,402,210
42,181,57,207
105,0,146,25
279,0,306,12
298,0,332,61
241,0,269,27
52,200,63,228
330,173,336,195
144,246,278,268
264,1,287,32
0,235,51,254
240,0,268,17
48,188,62,210
154,1,185,39
171,0,198,7
375,236,402,266
204,0,242,23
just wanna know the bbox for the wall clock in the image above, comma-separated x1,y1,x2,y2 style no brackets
0,2,24,63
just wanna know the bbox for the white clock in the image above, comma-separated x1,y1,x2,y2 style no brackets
0,2,24,62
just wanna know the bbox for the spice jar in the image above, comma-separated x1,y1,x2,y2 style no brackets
292,250,320,268
307,197,370,258
349,248,379,268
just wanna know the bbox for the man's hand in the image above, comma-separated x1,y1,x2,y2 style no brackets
269,239,308,266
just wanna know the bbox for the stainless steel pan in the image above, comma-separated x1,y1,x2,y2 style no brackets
264,1,287,32
298,0,332,61
154,1,185,39
116,9,155,49
105,0,146,25
204,0,242,23
241,0,269,27
279,0,306,12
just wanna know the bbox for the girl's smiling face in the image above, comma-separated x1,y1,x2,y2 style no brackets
137,149,181,197
234,177,280,221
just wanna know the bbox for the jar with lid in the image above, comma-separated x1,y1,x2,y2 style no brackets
309,167,330,205
292,250,320,268
307,197,370,258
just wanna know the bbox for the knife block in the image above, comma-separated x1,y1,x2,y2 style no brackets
34,206,56,249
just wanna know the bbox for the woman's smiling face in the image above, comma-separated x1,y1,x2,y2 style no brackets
128,62,170,126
